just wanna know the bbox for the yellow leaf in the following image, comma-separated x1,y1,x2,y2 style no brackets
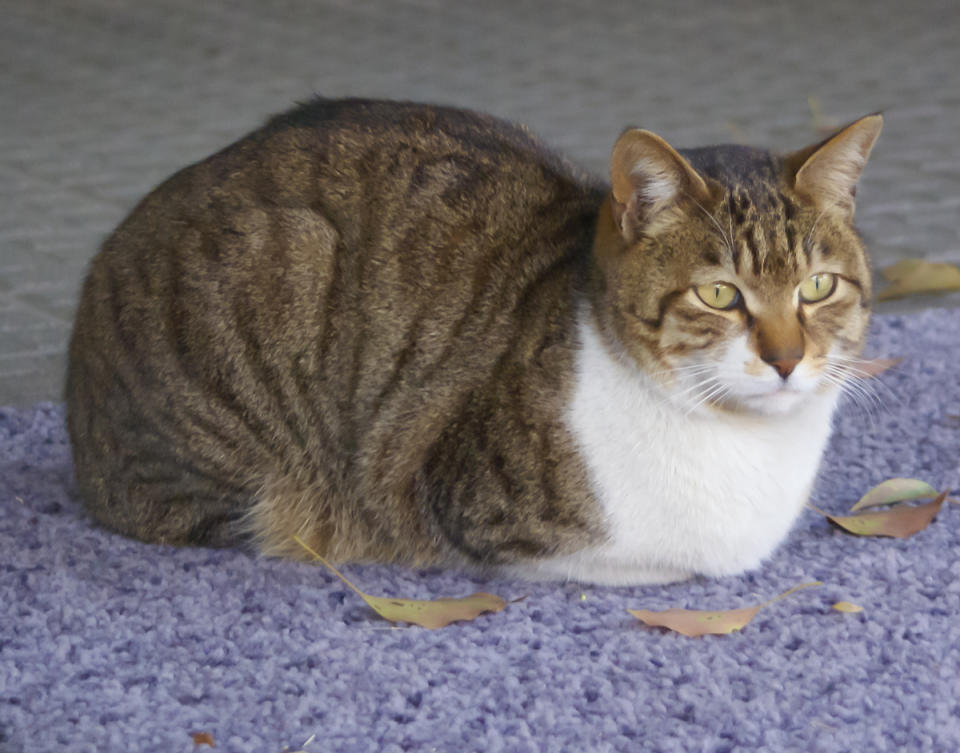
876,260,960,301
628,581,821,637
293,536,508,629
832,601,864,613
850,477,938,511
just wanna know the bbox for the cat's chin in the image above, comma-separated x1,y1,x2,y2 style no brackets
693,384,822,418
725,388,810,417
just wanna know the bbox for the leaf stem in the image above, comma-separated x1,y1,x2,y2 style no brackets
292,535,367,598
758,581,822,610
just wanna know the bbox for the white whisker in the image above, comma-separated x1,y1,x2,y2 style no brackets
818,359,894,427
825,354,900,406
650,362,716,381
803,204,832,251
726,191,735,259
682,189,735,258
645,375,719,417
683,379,731,417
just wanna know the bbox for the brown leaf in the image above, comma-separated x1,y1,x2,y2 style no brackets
813,491,948,538
876,259,960,301
362,592,508,630
628,581,821,637
191,732,215,747
293,536,508,629
850,477,938,511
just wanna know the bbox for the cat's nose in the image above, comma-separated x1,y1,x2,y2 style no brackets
768,357,801,380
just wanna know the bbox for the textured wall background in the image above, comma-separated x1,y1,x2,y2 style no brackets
2,0,958,406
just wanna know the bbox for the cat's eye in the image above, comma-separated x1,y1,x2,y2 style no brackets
695,282,741,310
798,273,837,303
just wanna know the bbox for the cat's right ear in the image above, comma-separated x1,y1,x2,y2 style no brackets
785,113,883,221
610,129,712,243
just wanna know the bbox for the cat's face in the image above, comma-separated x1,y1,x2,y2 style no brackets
596,115,882,416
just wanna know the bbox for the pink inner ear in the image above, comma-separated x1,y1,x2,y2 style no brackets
610,129,712,240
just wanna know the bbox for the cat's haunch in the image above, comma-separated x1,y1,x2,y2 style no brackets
66,98,881,585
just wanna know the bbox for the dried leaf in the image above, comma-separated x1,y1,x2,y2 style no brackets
628,581,821,637
832,601,864,613
850,477,938,511
876,259,960,301
880,258,926,282
852,357,902,379
191,732,215,747
813,491,948,538
361,592,508,630
293,536,508,629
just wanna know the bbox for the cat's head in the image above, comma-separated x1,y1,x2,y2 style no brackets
593,114,883,416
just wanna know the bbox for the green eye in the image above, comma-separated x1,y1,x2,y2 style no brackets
799,273,836,303
695,282,741,310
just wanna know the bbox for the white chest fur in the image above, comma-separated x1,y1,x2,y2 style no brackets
519,314,840,586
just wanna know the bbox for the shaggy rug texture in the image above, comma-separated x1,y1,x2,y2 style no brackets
2,309,959,753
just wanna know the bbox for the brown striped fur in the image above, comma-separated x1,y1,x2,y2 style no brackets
66,98,880,571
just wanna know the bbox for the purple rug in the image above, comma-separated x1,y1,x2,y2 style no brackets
3,309,960,753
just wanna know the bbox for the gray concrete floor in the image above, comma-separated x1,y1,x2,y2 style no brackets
2,0,959,407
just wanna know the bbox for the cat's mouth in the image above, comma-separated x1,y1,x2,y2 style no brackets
668,362,817,417
726,382,812,416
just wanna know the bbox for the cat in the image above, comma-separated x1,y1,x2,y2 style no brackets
66,97,882,585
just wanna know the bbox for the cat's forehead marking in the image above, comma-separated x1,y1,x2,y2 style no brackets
679,144,809,280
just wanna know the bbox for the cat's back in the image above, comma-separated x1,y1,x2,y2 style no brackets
88,98,604,324
67,98,605,553
118,97,598,246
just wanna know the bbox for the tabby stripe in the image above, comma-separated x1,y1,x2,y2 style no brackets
382,243,506,413
702,248,722,267
345,187,385,425
510,247,575,321
105,267,141,359
369,304,439,420
638,289,685,330
779,192,799,222
407,153,462,194
440,158,491,206
663,338,715,355
232,296,309,452
290,354,345,465
743,225,762,274
163,256,275,462
728,192,747,225
787,223,801,261
535,435,570,528
834,273,870,306
185,342,286,467
110,366,251,490
836,273,863,290
107,371,244,491
315,216,346,359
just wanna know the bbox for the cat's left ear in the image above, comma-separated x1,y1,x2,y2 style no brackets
610,129,712,242
786,113,883,220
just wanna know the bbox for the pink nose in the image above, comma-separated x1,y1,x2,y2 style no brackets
768,357,801,380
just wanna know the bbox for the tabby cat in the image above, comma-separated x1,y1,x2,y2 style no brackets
66,98,882,585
